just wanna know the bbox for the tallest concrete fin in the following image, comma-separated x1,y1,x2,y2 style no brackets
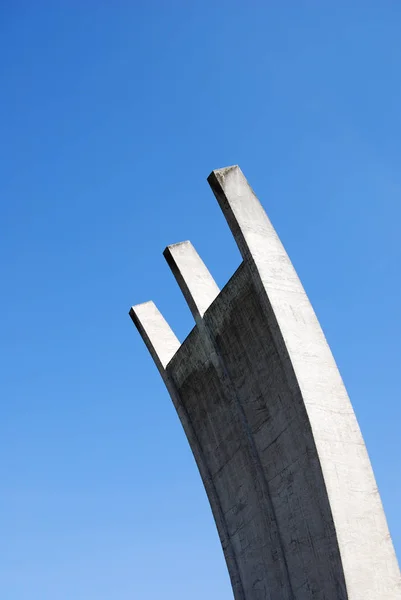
207,164,401,600
207,165,276,261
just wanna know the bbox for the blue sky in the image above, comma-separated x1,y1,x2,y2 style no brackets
1,2,400,598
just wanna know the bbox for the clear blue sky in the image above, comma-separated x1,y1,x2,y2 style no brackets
1,2,400,598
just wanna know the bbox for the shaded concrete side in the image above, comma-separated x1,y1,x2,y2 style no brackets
167,263,293,600
204,260,346,599
208,165,401,600
130,310,246,599
167,261,347,600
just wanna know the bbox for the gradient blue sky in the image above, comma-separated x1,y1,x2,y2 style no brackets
1,2,400,598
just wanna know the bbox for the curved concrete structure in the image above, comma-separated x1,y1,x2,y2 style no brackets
129,166,400,600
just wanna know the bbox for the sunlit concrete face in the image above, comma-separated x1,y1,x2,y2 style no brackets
130,166,401,600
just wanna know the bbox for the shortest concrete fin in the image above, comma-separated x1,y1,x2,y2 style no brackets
163,241,220,323
129,301,180,372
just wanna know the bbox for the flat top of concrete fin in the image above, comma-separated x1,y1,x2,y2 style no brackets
165,240,191,249
129,301,180,369
208,165,240,181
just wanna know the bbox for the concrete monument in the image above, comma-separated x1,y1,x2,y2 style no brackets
130,166,400,599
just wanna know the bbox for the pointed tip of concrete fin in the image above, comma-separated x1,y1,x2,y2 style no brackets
164,241,220,322
129,301,180,370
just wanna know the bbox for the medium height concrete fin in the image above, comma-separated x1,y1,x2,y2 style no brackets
163,241,220,323
129,301,180,372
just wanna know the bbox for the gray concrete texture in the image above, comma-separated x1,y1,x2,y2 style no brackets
129,166,401,600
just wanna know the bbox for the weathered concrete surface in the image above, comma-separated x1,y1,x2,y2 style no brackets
130,166,401,600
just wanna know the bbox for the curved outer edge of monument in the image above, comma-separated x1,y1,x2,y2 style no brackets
129,166,401,600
